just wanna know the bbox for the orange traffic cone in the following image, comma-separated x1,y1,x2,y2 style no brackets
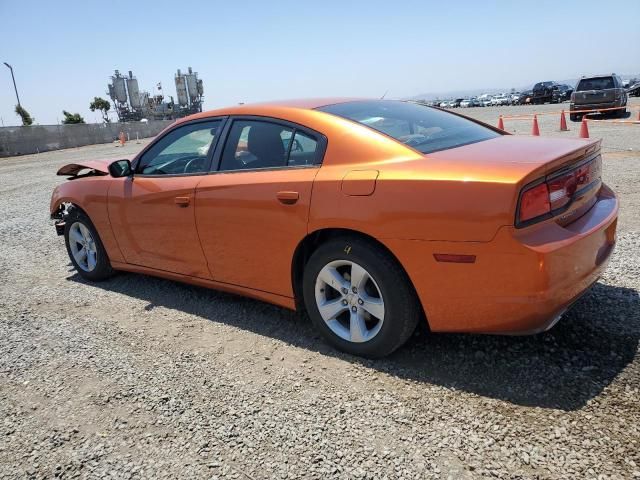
119,131,126,146
497,115,504,130
531,115,540,136
637,110,640,121
560,110,568,131
579,118,589,138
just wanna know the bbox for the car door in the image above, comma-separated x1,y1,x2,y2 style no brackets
195,117,326,297
108,119,225,278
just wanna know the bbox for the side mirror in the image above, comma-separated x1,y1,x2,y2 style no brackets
109,159,132,178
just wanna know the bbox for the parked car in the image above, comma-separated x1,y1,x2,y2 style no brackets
477,94,493,107
628,82,640,97
517,90,533,105
570,74,627,121
510,92,521,105
491,94,510,106
460,98,479,108
551,84,573,103
439,100,449,108
51,99,618,358
532,81,557,104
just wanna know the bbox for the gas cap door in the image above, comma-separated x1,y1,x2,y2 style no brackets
341,170,379,196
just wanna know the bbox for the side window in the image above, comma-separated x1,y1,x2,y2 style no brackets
288,131,319,166
136,120,222,175
220,120,292,171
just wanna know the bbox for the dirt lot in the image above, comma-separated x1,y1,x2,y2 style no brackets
1,100,639,479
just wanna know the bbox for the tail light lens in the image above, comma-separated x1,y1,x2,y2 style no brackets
519,183,550,223
547,172,578,210
570,92,576,102
516,155,602,227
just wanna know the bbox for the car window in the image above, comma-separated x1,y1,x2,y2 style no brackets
318,100,499,154
288,131,318,166
576,77,615,91
220,120,293,171
136,120,222,175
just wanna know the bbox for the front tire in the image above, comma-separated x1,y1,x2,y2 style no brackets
303,236,421,358
64,208,114,281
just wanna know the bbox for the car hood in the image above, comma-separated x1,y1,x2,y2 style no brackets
56,158,122,176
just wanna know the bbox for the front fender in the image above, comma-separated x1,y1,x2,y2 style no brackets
49,177,125,263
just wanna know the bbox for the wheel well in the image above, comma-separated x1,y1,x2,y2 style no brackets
66,203,89,217
52,201,88,220
291,228,427,326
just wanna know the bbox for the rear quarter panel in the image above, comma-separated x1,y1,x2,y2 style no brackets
309,163,516,242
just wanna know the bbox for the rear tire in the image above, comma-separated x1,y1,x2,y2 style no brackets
64,207,114,281
302,236,421,358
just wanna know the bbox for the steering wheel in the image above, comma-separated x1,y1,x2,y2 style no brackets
184,156,206,173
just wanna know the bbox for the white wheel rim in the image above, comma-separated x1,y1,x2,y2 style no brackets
314,260,385,343
69,222,97,272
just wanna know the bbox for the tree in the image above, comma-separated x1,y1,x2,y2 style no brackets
89,97,111,123
15,105,33,126
62,110,85,124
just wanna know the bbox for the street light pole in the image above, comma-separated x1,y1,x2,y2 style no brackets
3,62,21,107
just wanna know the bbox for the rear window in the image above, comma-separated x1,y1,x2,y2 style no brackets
317,100,499,154
576,77,615,91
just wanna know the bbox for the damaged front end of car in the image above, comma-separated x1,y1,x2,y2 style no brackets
50,202,72,236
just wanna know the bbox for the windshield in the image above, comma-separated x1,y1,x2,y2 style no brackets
318,100,499,154
576,77,615,91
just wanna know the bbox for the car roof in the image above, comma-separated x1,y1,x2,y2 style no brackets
176,97,363,125
581,74,617,78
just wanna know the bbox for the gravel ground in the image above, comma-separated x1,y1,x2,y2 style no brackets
1,106,639,479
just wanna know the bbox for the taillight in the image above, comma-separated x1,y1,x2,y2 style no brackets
547,172,577,210
570,92,576,102
518,182,550,223
516,156,602,227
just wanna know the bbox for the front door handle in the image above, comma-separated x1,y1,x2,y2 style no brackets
174,196,190,207
276,191,299,205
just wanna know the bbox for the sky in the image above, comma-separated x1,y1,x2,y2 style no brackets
0,0,639,126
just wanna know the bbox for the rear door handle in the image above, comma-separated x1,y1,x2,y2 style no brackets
174,196,190,207
276,191,299,205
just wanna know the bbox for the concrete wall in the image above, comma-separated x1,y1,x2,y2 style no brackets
0,121,174,157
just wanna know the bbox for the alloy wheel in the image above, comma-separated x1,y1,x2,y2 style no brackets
69,222,97,272
314,260,385,343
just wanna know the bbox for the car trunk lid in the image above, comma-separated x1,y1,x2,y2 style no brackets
425,135,603,227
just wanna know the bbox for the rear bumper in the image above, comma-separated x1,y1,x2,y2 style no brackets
570,101,624,112
383,184,618,334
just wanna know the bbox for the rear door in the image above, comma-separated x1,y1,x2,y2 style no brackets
194,117,326,297
108,119,225,277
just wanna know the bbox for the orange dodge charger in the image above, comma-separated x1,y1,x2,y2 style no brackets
50,99,618,357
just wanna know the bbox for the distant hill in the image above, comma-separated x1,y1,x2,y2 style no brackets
407,73,640,101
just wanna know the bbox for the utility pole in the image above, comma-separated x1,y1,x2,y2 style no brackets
3,62,21,107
